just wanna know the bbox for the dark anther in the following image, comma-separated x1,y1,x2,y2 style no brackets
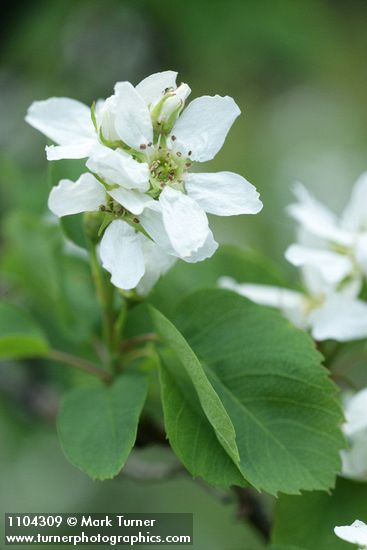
171,135,176,141
176,151,182,157
133,217,140,223
139,144,147,150
188,150,192,156
147,142,152,147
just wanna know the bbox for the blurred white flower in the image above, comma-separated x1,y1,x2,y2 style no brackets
334,520,367,549
219,266,367,342
340,388,367,480
286,174,367,284
26,70,262,290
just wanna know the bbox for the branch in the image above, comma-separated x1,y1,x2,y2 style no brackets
48,350,112,383
233,486,271,542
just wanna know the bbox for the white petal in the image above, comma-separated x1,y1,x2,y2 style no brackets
135,70,178,105
343,388,367,437
26,97,95,147
341,172,367,232
169,95,240,162
86,144,149,191
139,201,174,254
183,229,218,263
159,187,210,258
219,278,307,328
113,82,153,150
99,220,145,290
334,521,367,546
48,173,106,217
310,295,367,342
158,83,191,121
341,433,367,480
287,183,353,246
108,187,153,215
185,171,262,216
136,236,176,296
356,233,367,276
285,244,353,284
46,143,95,160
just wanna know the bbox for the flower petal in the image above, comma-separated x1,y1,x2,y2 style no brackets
26,98,95,148
334,521,367,546
99,220,145,290
285,243,353,284
169,95,240,162
287,183,353,246
46,143,95,160
136,237,176,296
185,171,262,215
219,278,307,328
183,229,218,263
341,172,367,232
135,70,178,105
48,173,106,217
343,388,367,437
113,82,153,150
159,187,210,258
310,295,367,342
108,187,153,215
86,144,149,191
139,202,175,254
341,434,367,480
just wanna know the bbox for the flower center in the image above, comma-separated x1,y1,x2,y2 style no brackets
148,146,192,198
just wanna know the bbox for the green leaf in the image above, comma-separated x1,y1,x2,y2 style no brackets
159,350,246,487
150,305,240,467
57,373,148,480
170,289,344,495
0,301,49,359
60,215,88,250
272,477,367,550
150,245,287,315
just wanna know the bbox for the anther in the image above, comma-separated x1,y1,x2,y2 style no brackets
133,217,140,223
188,150,192,156
171,135,176,141
139,144,147,150
176,151,182,157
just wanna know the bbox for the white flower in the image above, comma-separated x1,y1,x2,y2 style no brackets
219,268,367,342
340,388,367,480
26,70,262,290
334,520,367,549
285,174,367,285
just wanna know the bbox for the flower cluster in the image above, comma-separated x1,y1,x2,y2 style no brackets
220,174,367,342
26,71,262,294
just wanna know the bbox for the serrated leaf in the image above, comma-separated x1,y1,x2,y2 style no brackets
57,373,148,480
150,305,240,467
0,301,49,359
273,477,367,550
159,350,246,487
150,245,287,315
169,289,344,495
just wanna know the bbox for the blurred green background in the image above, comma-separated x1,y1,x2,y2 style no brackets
1,1,367,548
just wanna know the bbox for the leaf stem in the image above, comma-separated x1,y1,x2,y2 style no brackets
48,349,112,382
86,237,116,372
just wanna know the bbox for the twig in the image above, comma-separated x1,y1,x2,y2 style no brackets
122,333,159,351
48,349,112,383
233,486,271,542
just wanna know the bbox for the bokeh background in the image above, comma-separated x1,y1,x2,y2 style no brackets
1,1,367,548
